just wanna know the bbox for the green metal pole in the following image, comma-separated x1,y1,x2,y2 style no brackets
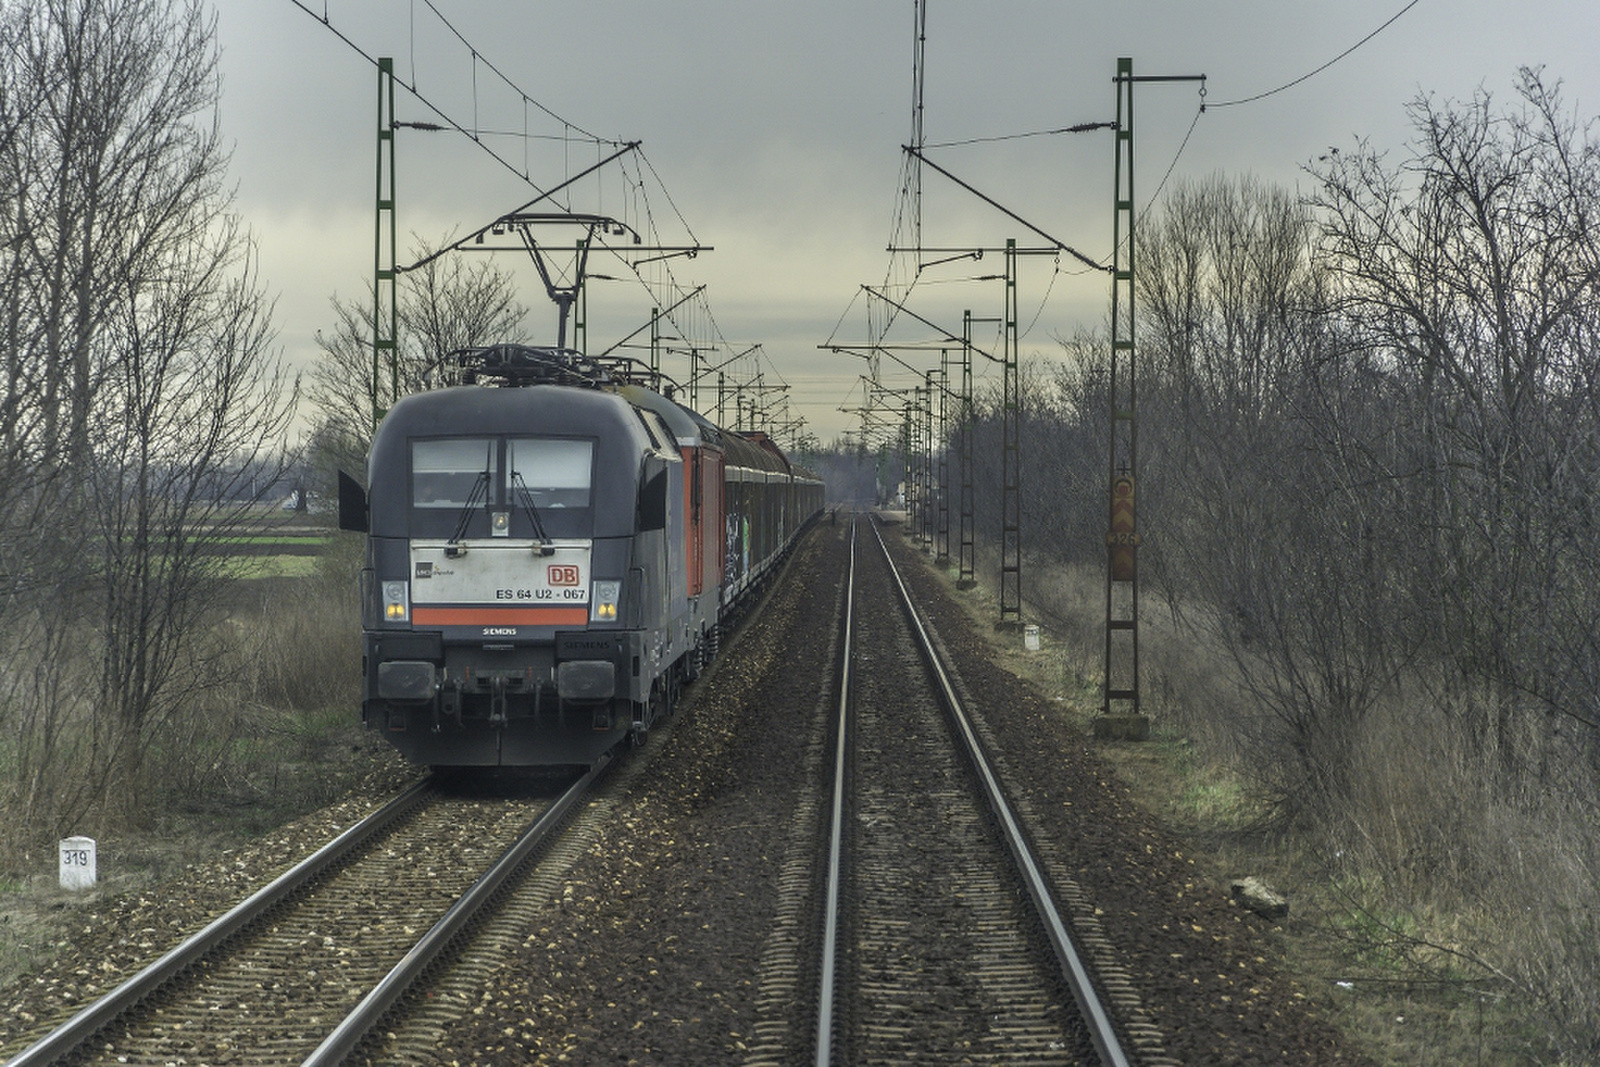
1105,56,1141,716
958,309,976,588
373,58,398,429
1000,238,1021,626
574,239,588,356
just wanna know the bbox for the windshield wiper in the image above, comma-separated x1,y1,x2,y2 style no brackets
511,470,556,556
445,450,493,556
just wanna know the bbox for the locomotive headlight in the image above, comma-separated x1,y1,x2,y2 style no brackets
382,580,410,622
491,511,510,536
590,580,621,623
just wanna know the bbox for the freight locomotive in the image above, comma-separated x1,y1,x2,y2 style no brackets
339,344,824,768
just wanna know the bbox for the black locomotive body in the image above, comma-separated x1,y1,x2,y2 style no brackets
343,346,823,768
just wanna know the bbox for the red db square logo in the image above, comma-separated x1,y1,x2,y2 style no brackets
547,564,581,586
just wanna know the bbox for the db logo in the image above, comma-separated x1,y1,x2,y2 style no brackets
547,564,581,586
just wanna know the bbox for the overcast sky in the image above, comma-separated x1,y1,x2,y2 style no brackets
217,1,1600,444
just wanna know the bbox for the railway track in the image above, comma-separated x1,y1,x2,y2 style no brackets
3,519,1347,1063
799,517,1140,1065
3,759,609,1066
383,516,1328,1063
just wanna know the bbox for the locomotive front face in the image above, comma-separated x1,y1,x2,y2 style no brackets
359,385,659,767
405,436,598,631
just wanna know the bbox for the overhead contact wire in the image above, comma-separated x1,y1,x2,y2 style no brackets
924,120,1116,149
419,0,605,140
1208,0,1424,108
292,2,775,422
1140,103,1204,217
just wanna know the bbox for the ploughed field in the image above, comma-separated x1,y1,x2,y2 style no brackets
209,528,331,555
0,519,1373,1064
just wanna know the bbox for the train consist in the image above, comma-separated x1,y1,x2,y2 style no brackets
339,344,824,768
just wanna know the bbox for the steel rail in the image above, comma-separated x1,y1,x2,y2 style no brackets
3,779,434,1067
868,521,1132,1067
302,752,612,1066
813,517,857,1066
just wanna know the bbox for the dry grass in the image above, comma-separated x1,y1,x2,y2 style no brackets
0,528,393,991
230,534,364,714
0,529,376,871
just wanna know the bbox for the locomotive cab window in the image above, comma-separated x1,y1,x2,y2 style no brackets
409,436,596,539
507,438,593,509
412,438,495,508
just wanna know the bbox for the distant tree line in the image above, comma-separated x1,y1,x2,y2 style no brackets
792,439,899,509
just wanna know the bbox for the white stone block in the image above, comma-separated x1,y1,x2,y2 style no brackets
59,836,97,891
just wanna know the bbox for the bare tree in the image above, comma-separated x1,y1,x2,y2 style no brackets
1310,68,1600,773
88,234,292,796
1094,173,1413,812
308,240,528,482
0,0,294,839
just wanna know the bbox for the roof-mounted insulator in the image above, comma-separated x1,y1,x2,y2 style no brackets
449,344,615,389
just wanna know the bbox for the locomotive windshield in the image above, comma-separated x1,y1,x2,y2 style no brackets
409,436,595,538
412,438,494,508
507,438,592,507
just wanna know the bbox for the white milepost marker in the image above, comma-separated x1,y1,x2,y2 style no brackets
58,836,97,891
